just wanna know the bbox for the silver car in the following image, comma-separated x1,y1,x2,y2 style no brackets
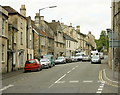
40,59,51,68
55,56,66,64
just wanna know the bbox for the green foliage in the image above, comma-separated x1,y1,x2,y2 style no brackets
95,30,109,52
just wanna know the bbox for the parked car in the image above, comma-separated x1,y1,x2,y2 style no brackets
71,56,78,62
43,54,55,67
82,55,91,61
55,56,66,64
91,56,101,64
65,56,72,63
24,59,42,72
75,54,84,61
40,58,52,68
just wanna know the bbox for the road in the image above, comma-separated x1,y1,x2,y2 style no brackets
1,61,118,94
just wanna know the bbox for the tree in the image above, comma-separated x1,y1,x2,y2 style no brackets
95,30,109,53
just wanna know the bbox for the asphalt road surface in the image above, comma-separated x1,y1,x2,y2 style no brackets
1,61,118,94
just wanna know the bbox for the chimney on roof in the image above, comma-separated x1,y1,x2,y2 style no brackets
20,5,26,17
35,13,40,27
76,26,80,33
70,23,72,27
40,16,44,21
52,20,56,22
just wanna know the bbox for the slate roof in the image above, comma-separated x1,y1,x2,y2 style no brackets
64,33,78,42
2,6,26,19
31,20,53,39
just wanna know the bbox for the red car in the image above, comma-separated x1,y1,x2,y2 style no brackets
24,59,42,72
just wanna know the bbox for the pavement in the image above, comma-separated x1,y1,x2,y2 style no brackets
2,69,24,80
100,56,120,88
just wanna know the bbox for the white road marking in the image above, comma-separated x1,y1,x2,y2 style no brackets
69,81,79,83
48,84,55,88
76,66,79,68
83,80,93,83
72,68,75,70
49,74,66,88
99,85,104,88
55,74,66,83
98,88,103,91
56,81,65,83
96,91,102,93
0,84,14,91
67,70,71,74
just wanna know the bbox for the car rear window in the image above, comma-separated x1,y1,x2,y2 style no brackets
26,60,36,64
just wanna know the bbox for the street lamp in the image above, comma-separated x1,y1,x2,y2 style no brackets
38,6,57,58
106,28,114,79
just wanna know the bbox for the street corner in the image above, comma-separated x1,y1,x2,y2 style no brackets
99,69,120,87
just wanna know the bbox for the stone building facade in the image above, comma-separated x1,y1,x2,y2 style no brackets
108,1,120,69
48,20,66,58
3,5,27,70
0,6,8,73
26,16,34,60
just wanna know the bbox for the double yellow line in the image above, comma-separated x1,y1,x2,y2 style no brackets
99,70,119,87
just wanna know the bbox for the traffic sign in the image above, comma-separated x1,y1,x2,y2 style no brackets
109,40,120,48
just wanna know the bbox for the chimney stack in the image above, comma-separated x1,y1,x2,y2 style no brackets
40,16,44,21
20,5,26,17
52,20,56,22
70,23,72,27
76,26,80,33
35,13,40,27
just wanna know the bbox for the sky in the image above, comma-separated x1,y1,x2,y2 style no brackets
1,0,112,39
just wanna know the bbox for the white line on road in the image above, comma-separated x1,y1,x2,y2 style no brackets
98,88,103,91
67,70,71,74
0,84,14,91
56,81,65,83
96,91,102,93
83,80,93,83
99,85,104,88
48,74,66,88
55,74,66,83
69,81,79,83
48,84,55,88
72,68,75,70
76,65,79,68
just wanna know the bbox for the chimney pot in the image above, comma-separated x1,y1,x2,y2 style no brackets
40,16,44,20
52,20,56,22
20,4,26,17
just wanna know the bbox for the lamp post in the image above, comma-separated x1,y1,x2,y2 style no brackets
106,28,114,79
38,6,57,58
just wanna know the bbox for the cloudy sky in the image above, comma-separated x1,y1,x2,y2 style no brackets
1,0,112,39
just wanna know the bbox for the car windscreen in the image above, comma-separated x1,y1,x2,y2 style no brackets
40,59,48,62
92,56,99,59
57,57,64,59
26,60,36,64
